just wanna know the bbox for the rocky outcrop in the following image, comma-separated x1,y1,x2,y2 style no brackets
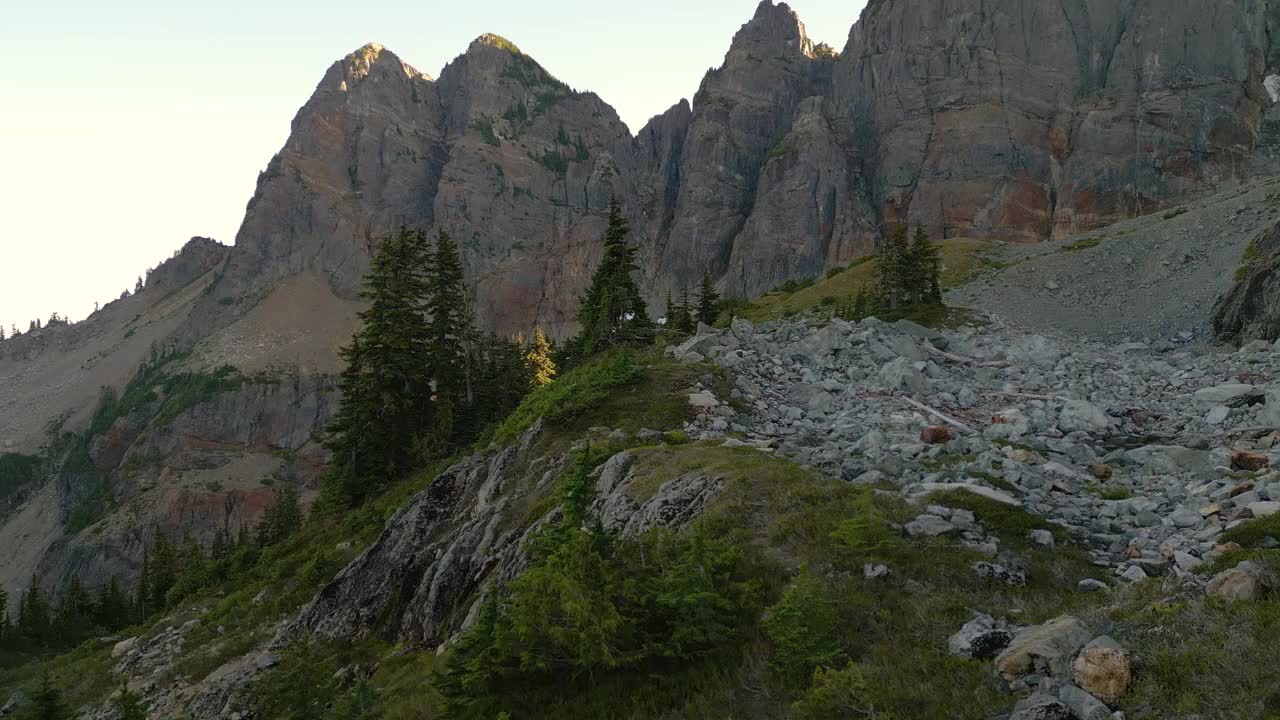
286,423,725,648
144,238,229,294
1215,219,1280,342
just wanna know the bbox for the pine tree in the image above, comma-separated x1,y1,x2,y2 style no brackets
696,271,721,326
566,198,652,362
0,586,9,644
674,287,695,333
111,683,147,720
257,487,303,547
526,327,556,387
139,531,178,616
30,673,68,720
909,226,943,303
94,579,132,630
19,578,51,645
0,326,6,341
322,227,434,505
425,229,473,448
135,276,144,293
664,290,677,329
874,225,911,311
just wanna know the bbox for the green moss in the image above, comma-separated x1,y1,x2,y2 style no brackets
469,115,500,147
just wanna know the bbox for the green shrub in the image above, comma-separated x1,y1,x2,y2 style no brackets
791,663,878,720
763,572,843,686
1221,513,1280,548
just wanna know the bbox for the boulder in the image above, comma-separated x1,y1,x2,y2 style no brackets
1193,384,1262,408
111,636,139,659
920,426,952,444
1071,635,1134,704
1232,451,1270,472
947,613,1017,660
1058,400,1112,434
904,514,956,538
1057,684,1111,720
1207,561,1269,601
994,616,1092,681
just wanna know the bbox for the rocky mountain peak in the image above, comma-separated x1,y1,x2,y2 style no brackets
727,0,816,62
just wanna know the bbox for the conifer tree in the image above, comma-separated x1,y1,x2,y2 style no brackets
526,327,556,387
0,326,6,341
673,287,695,333
322,228,434,504
425,229,472,447
909,225,943,303
0,586,9,643
111,684,147,720
30,673,68,720
565,198,651,362
696,271,721,326
874,225,910,311
257,487,303,547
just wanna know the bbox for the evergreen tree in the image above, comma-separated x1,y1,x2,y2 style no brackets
18,578,51,645
664,290,677,328
139,531,178,616
565,198,652,363
673,287,695,333
0,326,6,341
257,487,303,547
526,327,556,387
94,579,132,630
909,226,943,303
695,271,721,326
111,683,147,720
135,276,144,294
425,229,472,447
30,673,68,720
0,586,9,644
322,228,434,505
874,225,911,311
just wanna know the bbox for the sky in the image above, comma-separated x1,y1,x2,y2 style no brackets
0,0,866,333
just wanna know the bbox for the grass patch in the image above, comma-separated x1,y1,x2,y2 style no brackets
1221,513,1280,548
493,347,705,445
1062,237,1103,253
731,239,997,323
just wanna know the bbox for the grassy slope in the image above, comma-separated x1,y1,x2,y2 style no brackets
8,339,1280,719
733,239,1001,323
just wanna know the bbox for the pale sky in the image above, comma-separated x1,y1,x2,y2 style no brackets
0,1,865,333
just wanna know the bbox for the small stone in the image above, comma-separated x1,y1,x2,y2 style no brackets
1087,462,1113,480
1206,406,1231,425
1078,579,1110,593
255,652,283,670
863,563,890,579
1010,694,1073,720
1120,565,1148,583
1168,508,1202,529
1029,529,1055,547
920,425,953,444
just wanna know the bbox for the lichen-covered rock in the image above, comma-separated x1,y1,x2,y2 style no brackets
1071,635,1134,705
994,616,1092,681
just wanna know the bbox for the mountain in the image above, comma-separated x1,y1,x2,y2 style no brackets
5,0,1280,627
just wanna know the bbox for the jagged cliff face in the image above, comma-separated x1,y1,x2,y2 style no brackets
835,0,1277,244
183,0,1280,330
8,0,1280,601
